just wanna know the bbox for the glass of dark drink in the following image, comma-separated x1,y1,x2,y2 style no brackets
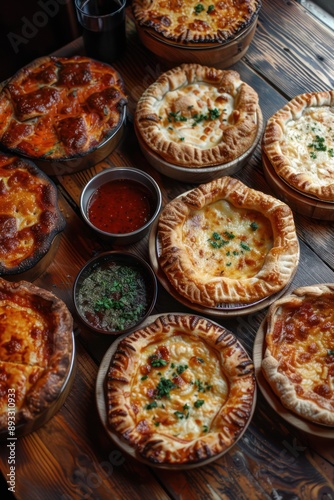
75,0,126,64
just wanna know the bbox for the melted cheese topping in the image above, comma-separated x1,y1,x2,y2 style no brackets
271,294,334,405
182,200,273,279
281,107,334,187
154,83,237,149
0,57,126,159
131,333,228,440
0,302,51,367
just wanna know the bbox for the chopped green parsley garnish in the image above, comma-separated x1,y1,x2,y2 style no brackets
145,401,158,410
195,379,205,392
224,231,235,240
154,421,160,426
194,399,205,408
183,404,190,410
328,148,334,157
141,375,148,381
226,262,232,266
308,135,327,152
155,377,177,399
203,425,209,432
176,364,188,375
208,232,229,249
197,357,205,363
194,3,205,14
174,411,186,420
207,4,214,13
327,349,334,356
250,222,258,231
240,242,250,251
310,151,317,159
209,108,220,120
150,358,168,368
168,111,187,122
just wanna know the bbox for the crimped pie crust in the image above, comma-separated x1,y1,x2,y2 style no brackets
135,64,260,168
158,176,299,306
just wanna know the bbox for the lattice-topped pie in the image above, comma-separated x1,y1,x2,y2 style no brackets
107,314,256,465
0,279,73,431
158,176,299,306
135,64,260,167
263,90,334,201
0,56,127,161
262,284,334,426
132,0,262,44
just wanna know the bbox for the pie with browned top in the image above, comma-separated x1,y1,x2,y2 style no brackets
135,64,260,168
107,313,256,465
263,90,334,201
157,176,299,306
0,56,127,161
0,153,65,276
262,284,334,426
0,278,73,432
132,0,261,44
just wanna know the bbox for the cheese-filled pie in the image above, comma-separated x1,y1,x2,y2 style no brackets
263,90,334,201
262,284,334,426
158,176,299,306
107,314,256,465
135,64,260,167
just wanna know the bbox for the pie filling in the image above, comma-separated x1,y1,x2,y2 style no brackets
281,107,334,188
269,294,334,410
182,200,273,280
131,333,228,440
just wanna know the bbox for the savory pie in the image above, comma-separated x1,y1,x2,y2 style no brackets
158,176,299,306
0,153,65,276
0,55,127,161
107,313,256,464
262,284,334,426
263,90,334,201
0,278,73,431
132,0,262,44
135,64,260,167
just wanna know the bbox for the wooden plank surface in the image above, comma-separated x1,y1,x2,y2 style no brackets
1,0,334,499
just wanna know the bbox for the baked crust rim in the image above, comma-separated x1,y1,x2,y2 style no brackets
135,64,260,167
106,313,256,464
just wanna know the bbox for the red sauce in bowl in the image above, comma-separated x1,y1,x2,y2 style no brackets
87,179,155,234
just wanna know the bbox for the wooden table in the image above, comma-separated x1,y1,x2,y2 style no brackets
1,0,334,498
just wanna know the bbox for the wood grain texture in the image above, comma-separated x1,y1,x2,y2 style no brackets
1,1,334,498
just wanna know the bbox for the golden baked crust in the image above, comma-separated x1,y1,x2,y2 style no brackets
262,284,334,426
0,278,73,431
132,0,261,44
107,314,255,464
263,91,334,201
135,64,260,167
0,153,65,276
0,56,127,161
158,176,299,306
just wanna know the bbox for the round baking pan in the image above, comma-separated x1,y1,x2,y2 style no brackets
262,152,334,221
96,313,257,469
135,109,263,183
254,314,334,438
